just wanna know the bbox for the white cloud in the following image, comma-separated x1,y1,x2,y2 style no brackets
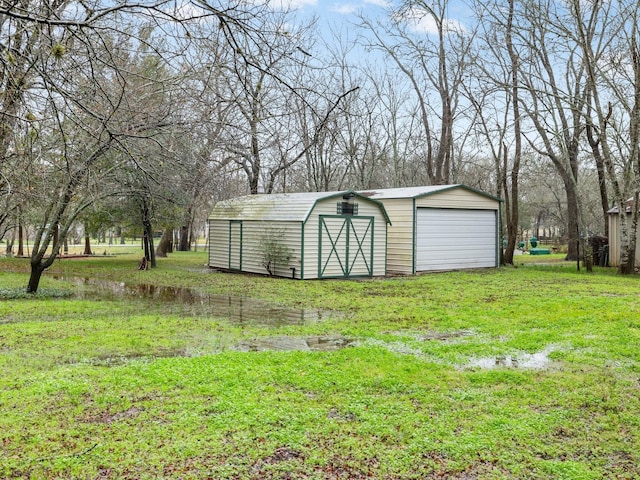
328,0,390,15
399,7,465,35
330,3,359,14
267,0,317,9
363,0,391,7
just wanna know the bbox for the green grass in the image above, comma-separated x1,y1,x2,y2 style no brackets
1,253,640,478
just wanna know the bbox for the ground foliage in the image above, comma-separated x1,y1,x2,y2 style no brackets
1,252,639,479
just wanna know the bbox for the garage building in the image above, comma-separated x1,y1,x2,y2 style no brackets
360,185,501,274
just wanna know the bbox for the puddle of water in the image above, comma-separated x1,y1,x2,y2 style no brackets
52,276,335,327
385,330,475,343
359,338,429,357
234,335,355,352
464,347,557,370
67,349,190,367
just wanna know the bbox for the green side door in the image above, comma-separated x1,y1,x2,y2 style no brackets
318,216,374,278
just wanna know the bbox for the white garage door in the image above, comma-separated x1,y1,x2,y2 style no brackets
416,208,497,271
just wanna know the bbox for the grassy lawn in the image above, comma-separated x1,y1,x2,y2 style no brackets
1,251,639,479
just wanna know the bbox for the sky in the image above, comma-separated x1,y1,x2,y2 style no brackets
280,0,471,36
271,0,390,16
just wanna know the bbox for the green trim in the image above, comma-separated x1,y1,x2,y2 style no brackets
409,184,503,203
318,215,375,278
372,218,376,274
300,221,305,280
319,216,348,277
496,207,501,267
384,219,388,275
347,218,373,274
304,190,392,225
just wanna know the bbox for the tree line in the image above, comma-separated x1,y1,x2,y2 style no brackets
2,0,639,292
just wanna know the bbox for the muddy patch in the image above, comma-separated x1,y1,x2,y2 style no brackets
69,349,189,367
52,276,336,326
234,335,355,352
384,330,475,344
463,346,558,370
411,330,474,342
84,406,145,424
326,407,357,422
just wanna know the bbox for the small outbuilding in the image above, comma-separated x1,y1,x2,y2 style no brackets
360,185,501,274
207,191,391,279
607,200,640,268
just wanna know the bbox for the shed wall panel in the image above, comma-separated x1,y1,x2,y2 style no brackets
415,189,499,210
208,220,230,269
238,221,303,277
609,214,619,266
229,221,242,270
380,198,414,274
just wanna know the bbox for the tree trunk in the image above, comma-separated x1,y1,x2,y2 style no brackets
27,262,47,294
178,224,190,251
142,212,156,268
155,227,173,258
17,221,24,256
143,231,150,261
84,233,92,255
586,121,609,238
53,223,59,256
5,228,15,257
565,179,580,261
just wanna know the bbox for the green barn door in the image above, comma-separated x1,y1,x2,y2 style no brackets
319,216,374,278
229,221,242,270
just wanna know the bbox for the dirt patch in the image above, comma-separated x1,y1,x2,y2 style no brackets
234,336,355,352
326,407,357,422
83,406,144,424
385,330,475,342
264,447,303,464
250,447,305,478
415,330,474,342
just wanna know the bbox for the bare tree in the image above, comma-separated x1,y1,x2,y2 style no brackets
2,0,329,291
360,0,473,185
578,0,640,272
465,0,523,264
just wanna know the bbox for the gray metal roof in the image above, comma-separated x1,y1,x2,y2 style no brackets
607,198,635,214
209,190,391,223
359,184,502,201
359,185,454,199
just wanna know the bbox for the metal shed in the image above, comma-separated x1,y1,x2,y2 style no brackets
360,185,501,274
207,191,391,279
607,201,640,268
